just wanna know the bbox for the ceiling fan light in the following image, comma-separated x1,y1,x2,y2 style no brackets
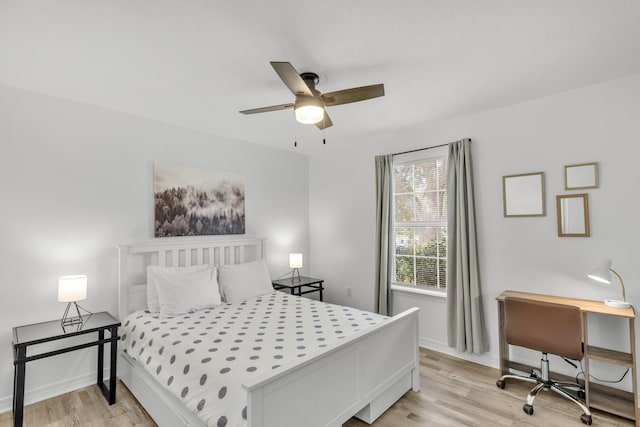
294,96,324,124
295,105,324,124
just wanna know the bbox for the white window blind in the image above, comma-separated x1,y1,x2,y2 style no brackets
392,146,447,290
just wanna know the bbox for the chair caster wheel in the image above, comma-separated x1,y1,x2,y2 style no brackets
496,380,505,389
580,414,592,425
523,404,534,415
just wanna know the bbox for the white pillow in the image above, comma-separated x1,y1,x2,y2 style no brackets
146,264,212,313
154,266,222,316
217,259,273,304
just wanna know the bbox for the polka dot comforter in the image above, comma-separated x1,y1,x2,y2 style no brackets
121,291,389,427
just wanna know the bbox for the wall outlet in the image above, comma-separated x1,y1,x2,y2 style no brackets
346,287,352,297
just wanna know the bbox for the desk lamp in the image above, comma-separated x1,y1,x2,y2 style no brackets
587,259,631,309
289,253,302,282
58,275,92,326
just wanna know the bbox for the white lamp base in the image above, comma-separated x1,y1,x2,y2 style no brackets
604,299,632,309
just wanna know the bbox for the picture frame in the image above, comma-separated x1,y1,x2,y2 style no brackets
564,162,599,190
502,172,545,217
556,193,590,237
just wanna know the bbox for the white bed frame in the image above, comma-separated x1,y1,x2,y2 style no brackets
117,237,420,427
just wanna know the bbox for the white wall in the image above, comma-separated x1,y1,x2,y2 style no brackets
309,74,640,383
0,84,310,410
3,71,639,411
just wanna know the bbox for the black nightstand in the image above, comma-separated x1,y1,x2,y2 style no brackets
272,276,324,301
12,312,120,427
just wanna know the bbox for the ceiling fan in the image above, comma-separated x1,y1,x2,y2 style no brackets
239,61,385,129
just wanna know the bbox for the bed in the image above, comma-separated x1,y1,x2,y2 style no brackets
117,237,420,427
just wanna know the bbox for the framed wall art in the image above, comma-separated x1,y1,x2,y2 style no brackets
564,162,599,190
502,172,545,217
556,193,590,237
154,162,245,237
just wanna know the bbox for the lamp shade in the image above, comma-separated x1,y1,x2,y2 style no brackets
289,253,303,269
587,259,630,308
58,275,87,303
587,259,613,284
294,96,324,124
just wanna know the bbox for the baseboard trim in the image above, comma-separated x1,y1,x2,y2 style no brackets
0,368,111,413
419,337,500,369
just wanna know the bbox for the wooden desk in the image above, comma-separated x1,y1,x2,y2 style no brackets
497,291,638,424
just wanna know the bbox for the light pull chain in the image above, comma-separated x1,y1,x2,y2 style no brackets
293,111,298,147
323,127,326,145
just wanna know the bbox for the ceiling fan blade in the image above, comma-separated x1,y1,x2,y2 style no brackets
321,84,384,106
271,62,314,97
315,111,333,130
239,103,294,114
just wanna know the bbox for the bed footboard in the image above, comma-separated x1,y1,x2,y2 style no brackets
245,307,420,427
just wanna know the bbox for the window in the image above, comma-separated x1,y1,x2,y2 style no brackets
392,148,447,291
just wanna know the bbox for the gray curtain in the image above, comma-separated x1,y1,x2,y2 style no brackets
374,154,393,315
446,139,488,353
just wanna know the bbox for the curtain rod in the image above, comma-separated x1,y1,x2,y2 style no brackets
392,142,448,156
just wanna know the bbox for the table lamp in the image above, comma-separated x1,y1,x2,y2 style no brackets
58,275,92,326
289,253,302,282
587,259,631,309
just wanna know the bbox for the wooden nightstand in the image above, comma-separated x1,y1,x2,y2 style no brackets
12,312,120,427
272,276,324,301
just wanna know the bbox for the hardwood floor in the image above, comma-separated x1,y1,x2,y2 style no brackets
0,381,152,427
345,349,634,427
1,348,634,426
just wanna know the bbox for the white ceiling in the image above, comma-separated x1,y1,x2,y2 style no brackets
2,0,640,154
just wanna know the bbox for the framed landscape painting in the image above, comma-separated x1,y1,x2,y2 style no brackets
154,162,245,237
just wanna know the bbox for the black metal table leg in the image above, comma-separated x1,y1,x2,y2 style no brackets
97,328,118,404
13,351,16,413
14,346,26,427
97,330,104,387
108,326,117,404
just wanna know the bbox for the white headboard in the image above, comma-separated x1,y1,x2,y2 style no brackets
117,237,267,320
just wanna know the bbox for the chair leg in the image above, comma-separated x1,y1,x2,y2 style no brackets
496,354,592,425
549,383,592,424
526,382,547,406
521,381,546,415
496,373,538,389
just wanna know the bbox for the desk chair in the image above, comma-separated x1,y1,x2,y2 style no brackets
496,297,593,425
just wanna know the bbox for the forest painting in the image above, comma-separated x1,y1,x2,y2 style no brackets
154,162,245,237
